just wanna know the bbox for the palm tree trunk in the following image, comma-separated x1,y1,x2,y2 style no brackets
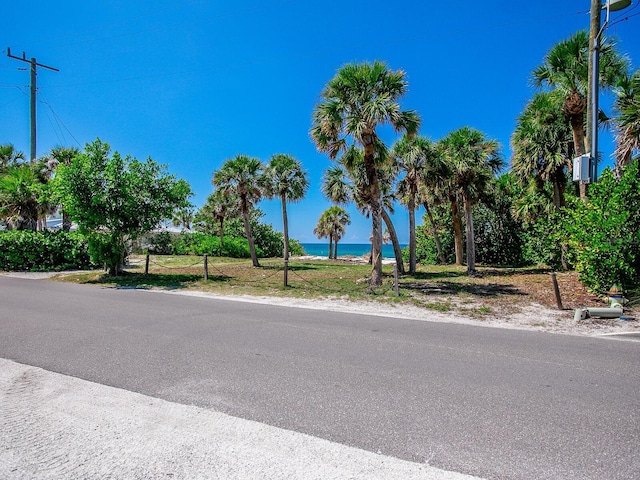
241,196,260,267
462,193,476,275
281,193,289,286
218,219,224,256
408,189,417,274
334,240,338,259
363,137,383,287
381,207,405,275
62,210,71,232
423,201,446,264
450,195,464,265
328,235,333,260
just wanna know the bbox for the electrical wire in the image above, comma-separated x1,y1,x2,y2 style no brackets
38,99,82,148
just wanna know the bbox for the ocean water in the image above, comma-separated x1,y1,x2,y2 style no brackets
300,243,405,259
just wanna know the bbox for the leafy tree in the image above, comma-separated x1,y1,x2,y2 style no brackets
46,146,81,231
311,61,420,286
212,155,263,267
612,69,640,178
564,160,640,293
532,29,628,198
52,139,192,275
172,206,194,231
472,174,526,267
440,127,503,274
262,153,308,284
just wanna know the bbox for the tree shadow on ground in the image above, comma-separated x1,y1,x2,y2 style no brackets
88,272,225,289
401,280,528,298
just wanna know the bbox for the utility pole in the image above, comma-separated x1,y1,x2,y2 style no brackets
586,0,601,191
6,47,59,162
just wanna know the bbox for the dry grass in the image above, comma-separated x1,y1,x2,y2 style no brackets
54,255,638,321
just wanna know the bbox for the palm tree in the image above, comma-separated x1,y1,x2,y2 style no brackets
441,127,503,275
322,147,405,273
262,153,308,285
532,29,628,198
212,155,263,267
313,212,333,258
0,144,25,171
612,69,640,179
314,206,350,259
198,190,240,254
0,164,41,230
391,134,441,274
511,91,573,210
310,61,420,286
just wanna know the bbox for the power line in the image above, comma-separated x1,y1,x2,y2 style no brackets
6,47,59,161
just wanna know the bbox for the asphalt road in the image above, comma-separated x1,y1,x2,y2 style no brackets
1,276,638,479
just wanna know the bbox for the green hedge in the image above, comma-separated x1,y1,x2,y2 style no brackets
0,230,93,271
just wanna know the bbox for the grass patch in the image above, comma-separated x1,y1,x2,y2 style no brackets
52,255,628,318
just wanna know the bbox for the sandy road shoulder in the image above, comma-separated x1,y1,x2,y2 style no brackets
0,358,481,480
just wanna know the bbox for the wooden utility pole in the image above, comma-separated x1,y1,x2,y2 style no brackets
6,48,59,162
586,0,602,190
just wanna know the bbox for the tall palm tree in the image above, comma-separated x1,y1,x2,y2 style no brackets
322,147,405,273
532,29,628,198
441,127,503,275
391,134,441,274
511,91,573,210
262,154,308,284
212,155,263,267
310,61,420,286
612,68,640,179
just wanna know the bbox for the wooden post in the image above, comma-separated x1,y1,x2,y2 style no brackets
284,259,288,287
204,254,209,281
145,254,150,275
551,272,563,310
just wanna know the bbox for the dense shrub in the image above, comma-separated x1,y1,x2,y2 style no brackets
413,223,455,265
473,205,526,267
0,230,93,271
563,161,640,294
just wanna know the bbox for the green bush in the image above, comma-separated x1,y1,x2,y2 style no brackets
413,224,455,265
563,161,640,294
0,230,93,271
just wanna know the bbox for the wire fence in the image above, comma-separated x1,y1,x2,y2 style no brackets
125,254,393,294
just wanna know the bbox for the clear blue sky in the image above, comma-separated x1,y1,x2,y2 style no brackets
3,1,639,243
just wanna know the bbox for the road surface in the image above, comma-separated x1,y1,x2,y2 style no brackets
1,276,638,479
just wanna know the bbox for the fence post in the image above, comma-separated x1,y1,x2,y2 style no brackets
284,259,289,287
550,272,563,310
204,254,209,281
394,264,399,296
145,254,150,275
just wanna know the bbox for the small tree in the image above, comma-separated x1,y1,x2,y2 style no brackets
52,139,192,275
